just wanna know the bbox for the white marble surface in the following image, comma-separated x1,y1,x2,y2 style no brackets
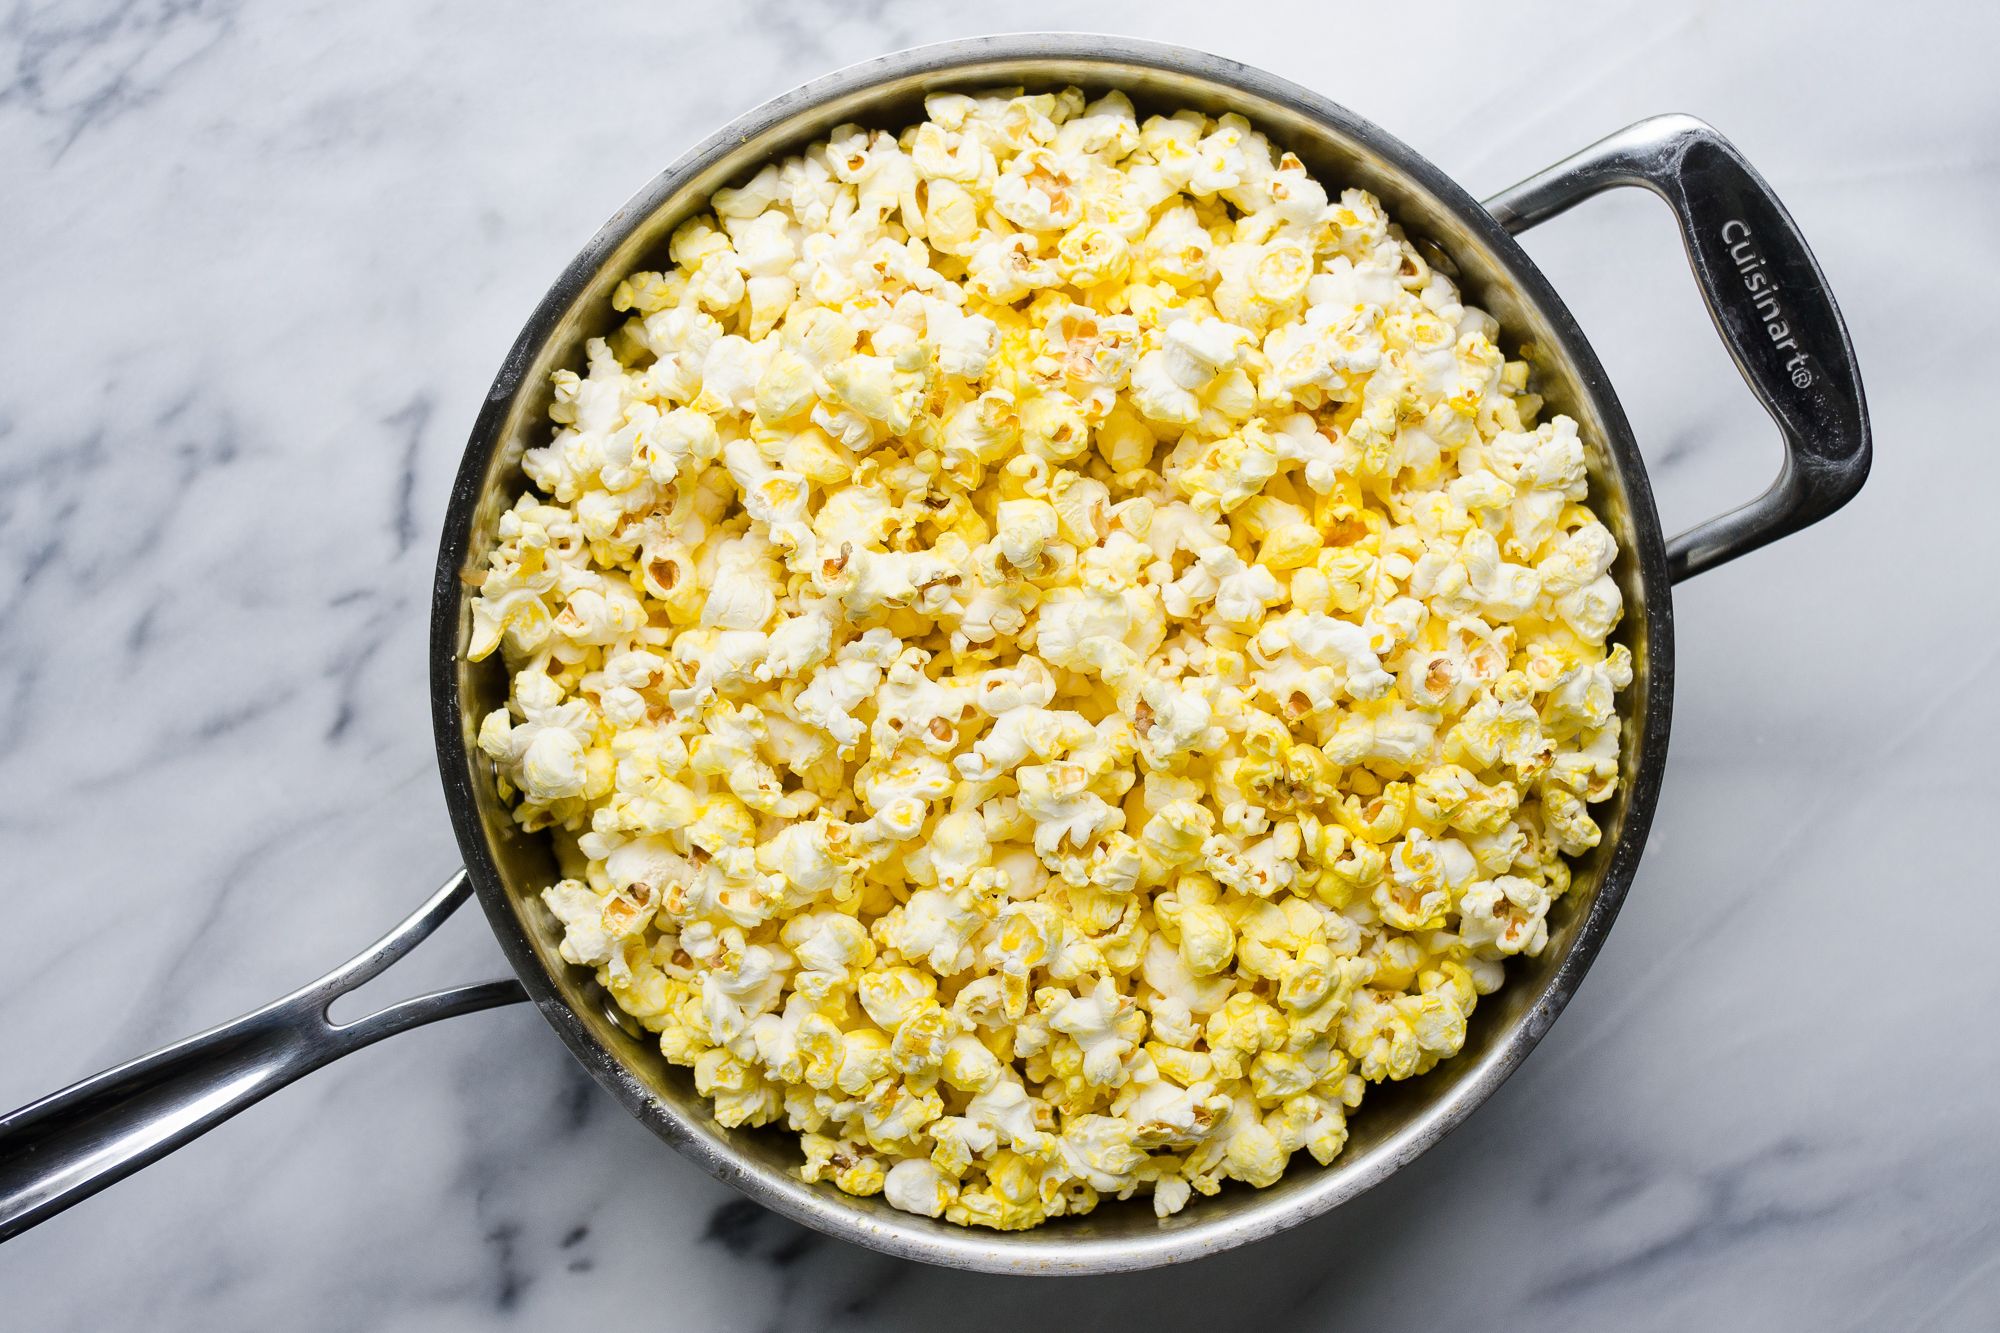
2,1,1994,1327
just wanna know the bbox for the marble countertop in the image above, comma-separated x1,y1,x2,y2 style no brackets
2,1,1993,1328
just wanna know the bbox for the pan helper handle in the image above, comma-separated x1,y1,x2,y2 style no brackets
1485,115,1870,582
0,871,527,1242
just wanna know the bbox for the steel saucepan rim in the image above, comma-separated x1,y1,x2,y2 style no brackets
430,32,1674,1275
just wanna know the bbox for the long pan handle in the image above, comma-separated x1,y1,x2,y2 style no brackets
0,871,527,1242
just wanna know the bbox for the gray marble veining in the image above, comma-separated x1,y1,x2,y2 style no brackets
2,1,1995,1328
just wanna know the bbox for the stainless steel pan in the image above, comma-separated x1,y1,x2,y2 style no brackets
0,34,1869,1274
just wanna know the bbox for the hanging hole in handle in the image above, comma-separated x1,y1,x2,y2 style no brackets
1513,193,1771,551
322,884,508,1030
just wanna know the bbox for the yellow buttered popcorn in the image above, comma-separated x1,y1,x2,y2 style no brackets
469,88,1630,1230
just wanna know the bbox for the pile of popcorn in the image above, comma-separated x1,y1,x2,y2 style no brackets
468,87,1630,1230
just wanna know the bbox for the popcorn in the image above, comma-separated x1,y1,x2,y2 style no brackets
884,1157,955,1218
470,90,1630,1232
478,671,601,808
1047,978,1141,1085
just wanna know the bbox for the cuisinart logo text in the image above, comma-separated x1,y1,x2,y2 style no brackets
1722,219,1814,388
